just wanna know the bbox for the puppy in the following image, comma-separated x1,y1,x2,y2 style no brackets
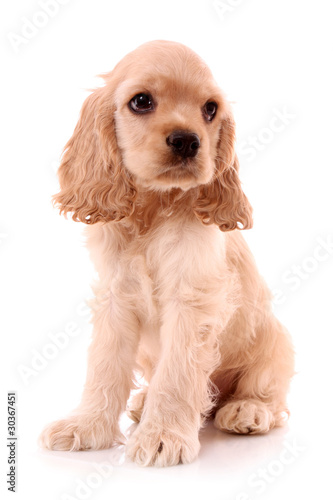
40,40,294,466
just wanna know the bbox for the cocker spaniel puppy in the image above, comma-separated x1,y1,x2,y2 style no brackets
40,40,294,466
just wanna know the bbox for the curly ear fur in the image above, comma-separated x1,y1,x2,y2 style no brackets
194,114,253,231
54,78,251,231
53,86,137,224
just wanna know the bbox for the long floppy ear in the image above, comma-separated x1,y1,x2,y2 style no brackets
53,85,136,224
194,112,253,231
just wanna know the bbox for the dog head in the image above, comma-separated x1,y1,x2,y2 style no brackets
54,40,252,231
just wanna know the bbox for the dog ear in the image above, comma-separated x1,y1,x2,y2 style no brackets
194,113,253,231
53,84,136,224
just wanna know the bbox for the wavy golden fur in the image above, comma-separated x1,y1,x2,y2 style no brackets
40,41,294,466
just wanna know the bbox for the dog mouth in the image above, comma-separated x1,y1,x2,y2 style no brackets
178,158,197,169
156,159,199,182
135,155,213,191
158,155,199,175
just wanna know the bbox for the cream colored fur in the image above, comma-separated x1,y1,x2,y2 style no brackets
39,41,294,467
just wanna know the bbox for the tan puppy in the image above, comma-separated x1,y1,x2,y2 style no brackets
40,41,294,467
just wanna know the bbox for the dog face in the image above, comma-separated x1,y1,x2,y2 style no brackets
113,43,226,191
54,40,252,231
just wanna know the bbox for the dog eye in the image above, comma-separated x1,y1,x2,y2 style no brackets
203,101,218,122
129,93,154,113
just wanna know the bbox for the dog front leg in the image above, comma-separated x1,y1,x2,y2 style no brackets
40,290,139,451
126,298,220,466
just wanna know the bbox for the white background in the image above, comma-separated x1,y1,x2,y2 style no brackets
1,0,333,499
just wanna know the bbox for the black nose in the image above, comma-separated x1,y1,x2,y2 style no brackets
166,131,200,159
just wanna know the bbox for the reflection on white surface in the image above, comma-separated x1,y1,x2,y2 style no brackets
32,413,311,500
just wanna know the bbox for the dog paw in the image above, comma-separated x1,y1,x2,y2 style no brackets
126,387,148,423
126,424,200,466
214,399,275,435
39,413,121,451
